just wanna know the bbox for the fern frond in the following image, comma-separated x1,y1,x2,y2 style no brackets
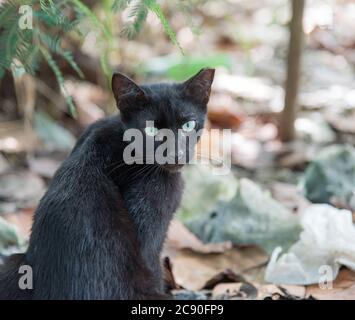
112,0,133,11
40,46,76,117
69,0,112,41
39,33,61,52
4,19,20,68
121,0,148,39
60,50,84,78
145,0,184,54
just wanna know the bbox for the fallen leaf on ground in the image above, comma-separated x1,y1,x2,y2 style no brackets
212,282,258,300
202,268,245,290
166,219,232,254
306,269,355,300
188,178,301,254
169,246,268,291
172,289,210,300
257,284,306,300
176,164,237,223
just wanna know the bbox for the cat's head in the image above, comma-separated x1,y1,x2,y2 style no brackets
111,68,215,172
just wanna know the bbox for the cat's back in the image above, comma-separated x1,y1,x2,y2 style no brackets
32,114,126,224
27,114,128,261
23,115,146,299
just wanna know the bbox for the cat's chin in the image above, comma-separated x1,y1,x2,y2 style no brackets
161,164,184,173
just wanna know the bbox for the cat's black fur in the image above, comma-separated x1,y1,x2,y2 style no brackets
0,68,214,299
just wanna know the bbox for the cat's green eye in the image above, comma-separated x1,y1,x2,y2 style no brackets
182,120,196,132
145,126,158,137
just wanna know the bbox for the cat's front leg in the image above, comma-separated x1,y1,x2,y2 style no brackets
147,254,165,293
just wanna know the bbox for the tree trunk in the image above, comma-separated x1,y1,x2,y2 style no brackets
279,0,305,142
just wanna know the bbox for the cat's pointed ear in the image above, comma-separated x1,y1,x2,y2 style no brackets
112,73,146,111
182,68,215,105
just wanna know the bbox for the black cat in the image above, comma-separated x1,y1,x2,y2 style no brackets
0,68,215,299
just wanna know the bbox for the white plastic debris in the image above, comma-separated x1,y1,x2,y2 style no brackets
265,204,355,285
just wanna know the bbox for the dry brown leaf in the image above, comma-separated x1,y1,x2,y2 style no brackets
212,282,258,300
306,269,355,300
169,246,268,291
212,282,306,300
280,285,306,298
306,285,355,300
202,268,245,290
212,282,243,298
166,219,232,254
257,284,306,300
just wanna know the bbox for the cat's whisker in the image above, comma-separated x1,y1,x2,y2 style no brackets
107,162,126,175
107,156,155,176
129,164,154,182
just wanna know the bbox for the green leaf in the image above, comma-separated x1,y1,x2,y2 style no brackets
141,53,232,81
112,0,132,11
40,46,76,117
146,0,184,54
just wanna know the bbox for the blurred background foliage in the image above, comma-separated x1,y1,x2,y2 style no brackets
0,0,187,114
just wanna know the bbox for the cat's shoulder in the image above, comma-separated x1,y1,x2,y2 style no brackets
71,114,124,154
84,114,126,139
88,114,124,133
